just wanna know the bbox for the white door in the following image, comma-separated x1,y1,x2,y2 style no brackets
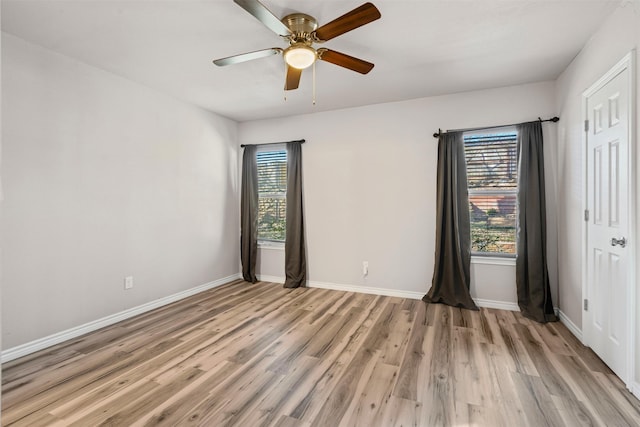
585,64,630,382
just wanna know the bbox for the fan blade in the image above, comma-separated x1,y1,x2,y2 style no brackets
285,66,302,90
213,48,281,66
314,2,381,41
318,49,374,74
233,0,291,36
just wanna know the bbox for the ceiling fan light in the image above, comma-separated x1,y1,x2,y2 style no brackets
284,45,317,69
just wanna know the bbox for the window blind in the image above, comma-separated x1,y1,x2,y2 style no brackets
257,150,287,195
464,132,518,255
257,150,287,242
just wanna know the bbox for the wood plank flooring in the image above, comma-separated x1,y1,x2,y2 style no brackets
3,280,640,426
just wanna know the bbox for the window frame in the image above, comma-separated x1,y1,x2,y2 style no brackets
463,126,518,259
256,144,287,247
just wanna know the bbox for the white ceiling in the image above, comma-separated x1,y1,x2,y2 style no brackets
2,0,620,122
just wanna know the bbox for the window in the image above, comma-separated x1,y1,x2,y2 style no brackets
257,149,287,243
464,130,518,256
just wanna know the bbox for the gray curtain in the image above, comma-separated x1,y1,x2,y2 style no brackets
516,121,557,322
424,132,478,311
241,145,258,283
284,141,306,288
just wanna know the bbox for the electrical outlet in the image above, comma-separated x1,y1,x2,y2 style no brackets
124,276,134,290
363,261,369,276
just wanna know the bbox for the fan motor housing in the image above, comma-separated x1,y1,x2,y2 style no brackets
282,13,318,39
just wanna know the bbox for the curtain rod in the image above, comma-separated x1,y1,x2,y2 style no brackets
432,117,559,138
240,139,305,148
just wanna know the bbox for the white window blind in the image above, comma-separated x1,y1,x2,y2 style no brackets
257,150,287,242
464,132,518,256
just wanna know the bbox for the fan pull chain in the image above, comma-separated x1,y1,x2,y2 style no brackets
284,61,287,102
312,61,316,105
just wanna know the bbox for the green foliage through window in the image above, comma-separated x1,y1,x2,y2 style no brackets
257,150,287,242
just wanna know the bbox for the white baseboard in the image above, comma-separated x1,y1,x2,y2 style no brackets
255,275,286,284
312,282,526,312
257,275,525,310
473,299,520,311
258,275,424,299
309,280,425,300
558,310,584,343
1,273,242,363
632,382,640,400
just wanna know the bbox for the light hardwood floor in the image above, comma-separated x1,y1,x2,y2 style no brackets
2,280,640,426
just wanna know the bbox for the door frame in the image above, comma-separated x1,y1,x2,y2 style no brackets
581,50,636,390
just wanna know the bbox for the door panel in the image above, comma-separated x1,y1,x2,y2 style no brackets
609,252,622,344
609,140,619,226
594,146,603,224
592,248,604,331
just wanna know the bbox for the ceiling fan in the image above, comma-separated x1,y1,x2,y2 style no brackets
213,0,381,91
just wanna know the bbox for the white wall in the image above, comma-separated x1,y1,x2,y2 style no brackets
1,34,239,350
555,2,640,389
240,81,558,307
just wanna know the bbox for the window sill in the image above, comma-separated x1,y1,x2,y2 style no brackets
258,241,285,250
471,256,516,266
